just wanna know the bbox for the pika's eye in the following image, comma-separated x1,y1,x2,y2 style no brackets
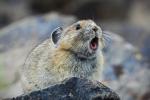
76,24,81,30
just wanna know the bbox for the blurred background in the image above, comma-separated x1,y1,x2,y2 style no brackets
0,0,150,100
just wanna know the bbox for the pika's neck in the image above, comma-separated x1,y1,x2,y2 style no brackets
51,49,98,78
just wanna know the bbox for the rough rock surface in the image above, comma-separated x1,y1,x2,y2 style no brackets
101,32,150,100
0,12,76,52
7,77,120,100
102,31,145,80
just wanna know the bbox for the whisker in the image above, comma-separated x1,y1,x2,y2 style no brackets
103,35,111,42
102,31,113,47
103,34,111,40
103,31,112,40
102,31,111,39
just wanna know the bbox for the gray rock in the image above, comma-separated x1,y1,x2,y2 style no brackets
6,77,120,100
101,32,150,100
0,12,76,52
102,31,145,80
108,68,150,100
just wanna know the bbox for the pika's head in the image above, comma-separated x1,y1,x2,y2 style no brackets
51,20,104,60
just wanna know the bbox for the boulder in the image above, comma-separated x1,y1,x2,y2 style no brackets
7,77,120,100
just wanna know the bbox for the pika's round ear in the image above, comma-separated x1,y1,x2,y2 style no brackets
51,27,63,45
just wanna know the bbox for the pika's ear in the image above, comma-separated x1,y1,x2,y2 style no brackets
51,27,63,45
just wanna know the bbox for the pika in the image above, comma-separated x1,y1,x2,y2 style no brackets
21,20,104,93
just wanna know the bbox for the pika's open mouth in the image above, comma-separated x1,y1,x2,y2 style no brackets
67,37,98,60
90,37,98,51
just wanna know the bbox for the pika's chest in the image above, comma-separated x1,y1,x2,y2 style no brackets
68,59,97,78
50,51,98,79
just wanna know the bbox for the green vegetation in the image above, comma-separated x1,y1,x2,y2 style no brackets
0,54,9,90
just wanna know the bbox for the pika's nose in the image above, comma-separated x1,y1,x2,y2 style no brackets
92,26,98,32
83,26,98,40
87,26,98,34
85,26,98,34
84,26,98,36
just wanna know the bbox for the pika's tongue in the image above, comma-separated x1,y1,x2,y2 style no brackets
90,37,98,50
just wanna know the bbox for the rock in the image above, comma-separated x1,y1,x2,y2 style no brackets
0,0,29,28
102,31,145,81
108,68,150,100
0,14,11,28
6,77,120,100
142,36,150,63
0,12,76,52
101,32,150,100
100,22,150,65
